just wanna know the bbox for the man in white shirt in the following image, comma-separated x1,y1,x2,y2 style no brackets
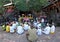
42,23,50,34
37,27,42,35
17,24,24,35
10,24,15,33
24,22,29,31
37,22,41,29
12,21,17,30
33,21,37,28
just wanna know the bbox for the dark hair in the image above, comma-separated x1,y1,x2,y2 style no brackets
6,22,9,25
31,25,34,29
10,24,12,26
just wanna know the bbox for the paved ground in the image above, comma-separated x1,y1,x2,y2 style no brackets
0,26,60,42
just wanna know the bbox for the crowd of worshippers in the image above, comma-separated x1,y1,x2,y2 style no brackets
1,15,56,42
2,18,55,35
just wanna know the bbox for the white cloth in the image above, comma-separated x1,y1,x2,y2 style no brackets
50,25,55,33
24,24,29,30
17,26,24,34
37,29,42,35
10,26,14,33
43,26,50,34
12,23,17,29
37,23,41,29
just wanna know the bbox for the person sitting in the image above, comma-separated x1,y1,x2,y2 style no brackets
42,23,50,35
28,23,31,30
12,21,17,30
23,22,29,31
41,18,45,28
26,26,38,42
37,26,42,36
17,24,24,35
10,24,15,33
50,23,55,34
16,21,19,27
37,22,41,29
33,21,37,28
6,23,10,32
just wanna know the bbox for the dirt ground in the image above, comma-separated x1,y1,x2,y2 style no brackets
0,26,60,42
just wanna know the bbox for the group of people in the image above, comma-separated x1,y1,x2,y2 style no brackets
26,21,55,42
2,20,56,35
1,17,56,42
2,21,30,34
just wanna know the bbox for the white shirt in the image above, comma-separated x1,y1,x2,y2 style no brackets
33,22,37,27
10,26,14,33
37,23,41,29
37,28,42,35
43,26,50,34
17,26,24,34
50,25,55,33
12,23,17,29
24,24,29,30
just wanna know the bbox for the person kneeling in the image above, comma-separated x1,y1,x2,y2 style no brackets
26,26,38,42
42,23,50,35
6,23,10,32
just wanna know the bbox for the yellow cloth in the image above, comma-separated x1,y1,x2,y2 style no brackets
6,25,10,32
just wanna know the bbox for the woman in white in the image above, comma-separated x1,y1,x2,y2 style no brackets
50,23,55,34
37,27,42,35
43,23,50,34
10,24,15,33
12,21,17,30
24,22,29,31
17,24,24,35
